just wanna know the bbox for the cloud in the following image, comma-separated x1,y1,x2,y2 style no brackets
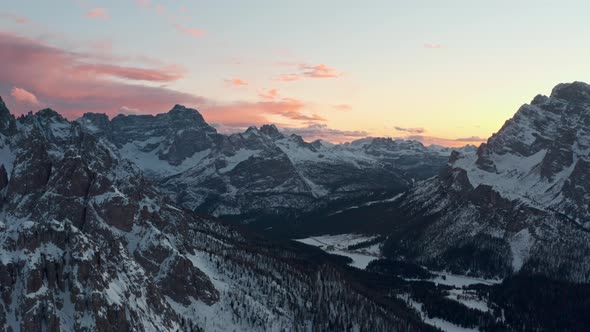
333,104,352,111
257,88,280,100
394,126,425,134
424,43,443,49
0,32,204,117
87,8,109,19
73,63,185,82
119,105,142,115
300,64,341,78
0,32,326,131
276,63,342,82
136,0,151,6
0,12,28,24
173,23,206,37
10,87,39,105
282,123,368,143
202,98,325,126
224,78,248,87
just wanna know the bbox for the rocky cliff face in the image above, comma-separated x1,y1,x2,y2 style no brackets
381,82,590,283
0,102,430,331
78,108,460,225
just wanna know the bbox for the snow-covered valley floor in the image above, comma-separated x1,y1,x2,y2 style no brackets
294,233,382,269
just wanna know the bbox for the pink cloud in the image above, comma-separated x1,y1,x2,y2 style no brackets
10,87,39,105
224,78,248,87
258,88,280,100
0,32,203,118
424,43,444,49
136,0,151,6
0,32,325,130
173,23,206,37
276,63,342,82
73,63,185,82
202,98,325,126
87,8,109,19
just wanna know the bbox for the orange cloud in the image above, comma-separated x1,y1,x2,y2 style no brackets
333,104,351,111
276,63,342,82
258,88,280,100
202,98,324,126
0,32,204,117
87,8,109,19
224,78,248,87
10,87,39,105
300,64,341,78
73,64,185,82
173,23,206,37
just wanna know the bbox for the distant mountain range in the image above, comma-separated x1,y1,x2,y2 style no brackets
76,106,473,230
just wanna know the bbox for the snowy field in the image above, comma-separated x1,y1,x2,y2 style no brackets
294,234,382,269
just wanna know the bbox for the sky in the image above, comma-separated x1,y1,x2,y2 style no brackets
1,0,589,146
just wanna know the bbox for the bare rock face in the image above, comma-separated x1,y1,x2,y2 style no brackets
0,97,16,136
0,165,7,191
381,82,590,283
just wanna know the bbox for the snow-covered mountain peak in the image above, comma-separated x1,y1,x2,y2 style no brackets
446,81,590,221
259,124,284,139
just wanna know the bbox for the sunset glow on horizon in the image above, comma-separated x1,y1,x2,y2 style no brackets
1,0,589,146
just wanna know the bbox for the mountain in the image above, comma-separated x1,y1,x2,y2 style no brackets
0,97,432,331
78,108,467,231
361,81,590,282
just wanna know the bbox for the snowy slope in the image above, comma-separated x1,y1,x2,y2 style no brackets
379,82,590,283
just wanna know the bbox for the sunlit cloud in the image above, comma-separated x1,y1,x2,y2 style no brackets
86,8,109,20
0,32,204,117
73,63,185,82
202,98,325,126
257,88,280,100
276,63,342,82
224,78,249,87
10,87,39,105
